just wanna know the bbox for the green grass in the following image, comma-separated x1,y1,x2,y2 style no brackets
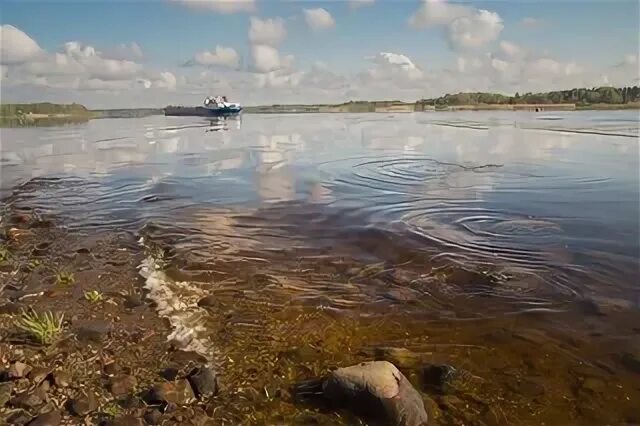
15,309,65,345
102,402,122,417
55,270,75,286
84,290,104,303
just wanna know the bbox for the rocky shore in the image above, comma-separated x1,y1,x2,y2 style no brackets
2,206,639,425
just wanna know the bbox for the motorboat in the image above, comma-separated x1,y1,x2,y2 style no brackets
203,96,242,116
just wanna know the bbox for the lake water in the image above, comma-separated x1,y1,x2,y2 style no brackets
1,111,639,424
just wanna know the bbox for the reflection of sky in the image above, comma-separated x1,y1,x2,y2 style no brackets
1,113,638,269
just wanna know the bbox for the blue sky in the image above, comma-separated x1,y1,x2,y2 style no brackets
1,0,639,107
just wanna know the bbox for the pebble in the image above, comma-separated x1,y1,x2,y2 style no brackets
0,382,13,406
10,391,44,410
144,409,163,425
69,391,98,416
51,370,71,388
108,375,138,397
9,361,32,379
187,366,218,399
27,410,61,426
148,380,196,405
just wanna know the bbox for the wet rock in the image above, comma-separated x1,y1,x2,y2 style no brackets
618,351,640,374
187,366,218,399
7,228,34,242
374,347,423,369
27,410,61,426
144,409,163,425
103,361,120,376
75,320,112,342
4,409,31,425
323,361,429,426
108,375,138,397
28,367,52,385
581,377,606,393
422,364,458,394
160,367,179,381
117,394,144,409
383,287,419,302
104,415,144,426
148,380,196,405
51,370,70,388
10,391,44,409
9,361,32,379
168,350,207,365
197,295,217,308
0,302,22,315
506,377,545,397
124,294,143,309
279,345,321,363
69,391,98,416
0,382,13,406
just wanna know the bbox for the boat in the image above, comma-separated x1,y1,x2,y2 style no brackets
202,96,242,116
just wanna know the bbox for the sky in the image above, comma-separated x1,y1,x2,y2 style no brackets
1,0,639,108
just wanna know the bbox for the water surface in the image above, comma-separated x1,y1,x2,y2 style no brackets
1,111,639,424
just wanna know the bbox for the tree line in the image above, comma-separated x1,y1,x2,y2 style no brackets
418,86,640,106
0,102,90,117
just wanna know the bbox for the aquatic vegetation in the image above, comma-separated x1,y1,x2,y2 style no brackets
102,402,122,417
0,246,9,263
15,309,65,345
27,259,42,270
84,290,104,303
55,270,75,286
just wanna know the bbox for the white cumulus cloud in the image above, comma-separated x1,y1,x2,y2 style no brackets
169,0,255,14
251,44,293,73
0,24,44,64
186,45,240,68
304,8,336,32
249,16,286,46
409,0,503,51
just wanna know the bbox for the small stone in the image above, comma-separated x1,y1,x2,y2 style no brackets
69,391,97,416
582,377,605,393
9,361,32,379
10,391,44,409
7,228,34,242
169,350,207,365
0,382,13,406
108,375,137,397
144,409,163,425
124,294,143,309
618,352,640,374
103,362,120,376
75,320,112,342
27,410,61,426
187,366,218,399
104,415,145,426
160,367,179,381
197,296,217,308
4,409,31,425
422,364,458,394
28,367,52,385
51,370,71,388
0,302,21,315
148,380,195,405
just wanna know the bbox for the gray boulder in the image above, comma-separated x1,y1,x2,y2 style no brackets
323,361,428,426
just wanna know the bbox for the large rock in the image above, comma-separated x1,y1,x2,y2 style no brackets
75,320,112,343
187,366,218,399
10,391,44,410
0,382,13,406
323,361,428,426
9,361,32,379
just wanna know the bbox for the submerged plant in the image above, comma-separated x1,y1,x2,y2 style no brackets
0,246,9,263
55,270,75,287
15,309,65,345
84,290,103,303
102,402,122,417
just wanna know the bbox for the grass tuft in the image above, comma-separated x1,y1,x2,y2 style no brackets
55,270,75,286
84,290,103,303
15,308,65,345
0,246,9,263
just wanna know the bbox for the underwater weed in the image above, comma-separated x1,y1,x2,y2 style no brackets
15,308,65,345
55,270,75,286
0,245,9,263
84,290,104,303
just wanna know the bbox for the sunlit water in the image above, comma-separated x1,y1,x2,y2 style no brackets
1,111,639,423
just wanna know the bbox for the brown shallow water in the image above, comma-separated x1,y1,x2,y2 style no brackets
1,111,639,424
